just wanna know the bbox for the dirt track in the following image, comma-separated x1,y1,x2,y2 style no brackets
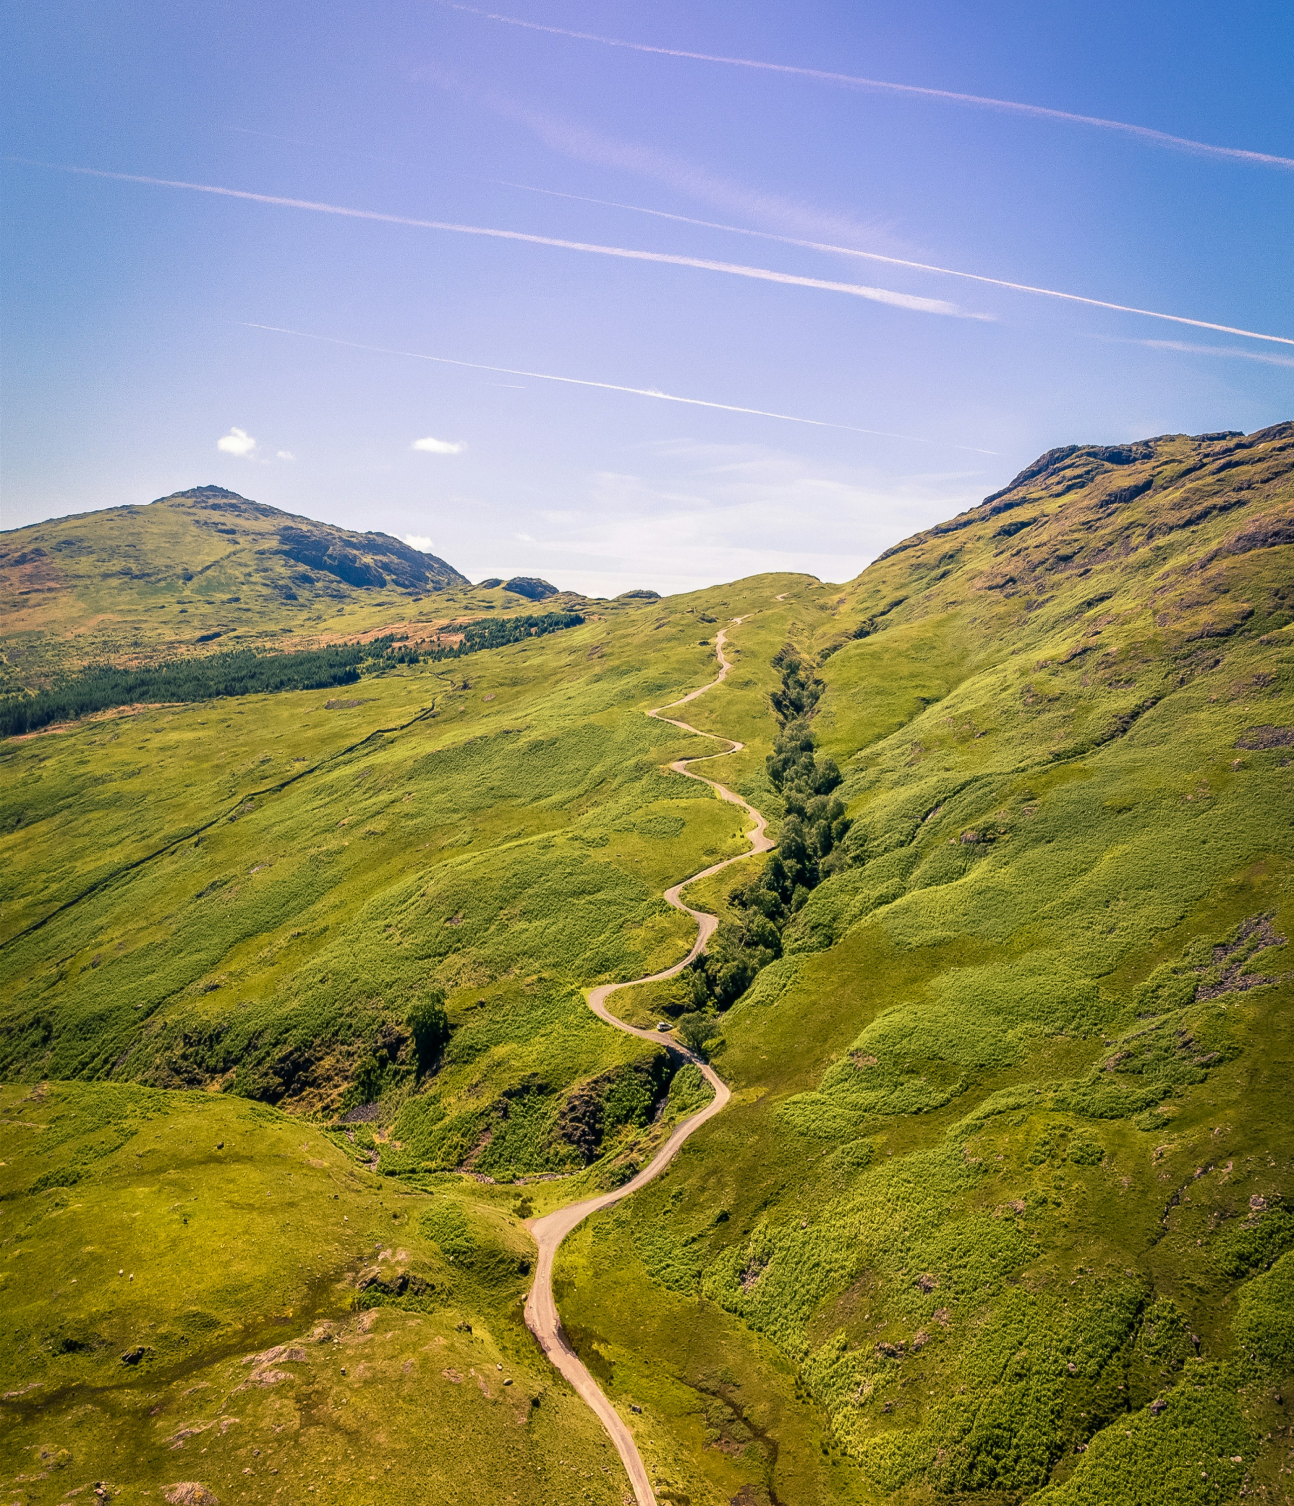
523,622,774,1506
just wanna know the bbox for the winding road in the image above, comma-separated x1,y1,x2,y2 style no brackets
523,622,774,1506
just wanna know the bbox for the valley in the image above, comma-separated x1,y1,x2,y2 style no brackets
2,423,1293,1505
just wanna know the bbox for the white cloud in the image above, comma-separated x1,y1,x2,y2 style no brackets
467,441,991,597
217,426,258,458
412,436,465,454
276,449,296,461
404,534,437,552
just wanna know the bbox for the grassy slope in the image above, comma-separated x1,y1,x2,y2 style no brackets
0,572,804,1502
0,582,805,1122
0,1080,625,1504
3,424,1292,1504
555,424,1294,1506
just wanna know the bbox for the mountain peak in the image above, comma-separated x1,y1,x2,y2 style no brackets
152,484,250,504
1,485,472,674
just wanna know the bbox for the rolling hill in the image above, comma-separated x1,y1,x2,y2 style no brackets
0,486,576,688
1,422,1291,1506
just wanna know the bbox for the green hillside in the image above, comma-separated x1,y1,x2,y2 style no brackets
2,423,1292,1505
557,421,1294,1506
0,485,591,687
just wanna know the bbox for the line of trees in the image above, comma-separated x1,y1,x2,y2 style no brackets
681,645,854,1035
426,610,585,659
1,611,585,738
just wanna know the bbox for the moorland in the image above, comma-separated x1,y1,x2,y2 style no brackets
1,424,1292,1506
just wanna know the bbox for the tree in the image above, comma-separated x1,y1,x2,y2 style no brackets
674,1011,715,1056
680,649,858,1018
407,987,449,1076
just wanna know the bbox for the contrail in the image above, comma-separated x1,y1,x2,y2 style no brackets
24,158,1288,347
1097,336,1294,369
237,322,999,454
33,159,1289,347
441,3,1294,172
23,161,966,318
493,180,1294,347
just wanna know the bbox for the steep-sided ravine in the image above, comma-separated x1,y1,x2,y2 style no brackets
523,622,774,1506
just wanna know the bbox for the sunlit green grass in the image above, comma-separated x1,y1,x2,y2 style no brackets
0,1081,626,1504
3,425,1293,1504
555,426,1294,1504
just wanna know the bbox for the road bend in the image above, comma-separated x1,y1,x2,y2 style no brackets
523,622,774,1506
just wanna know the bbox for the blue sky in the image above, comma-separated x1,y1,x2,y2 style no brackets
3,0,1291,594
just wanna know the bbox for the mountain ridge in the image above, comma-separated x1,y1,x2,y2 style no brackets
878,422,1290,561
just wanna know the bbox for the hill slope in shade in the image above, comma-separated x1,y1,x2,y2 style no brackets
1,422,1292,1505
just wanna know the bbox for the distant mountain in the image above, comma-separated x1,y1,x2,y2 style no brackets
498,576,558,601
475,576,561,599
0,485,470,680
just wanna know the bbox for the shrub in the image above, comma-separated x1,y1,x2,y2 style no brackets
407,988,449,1076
